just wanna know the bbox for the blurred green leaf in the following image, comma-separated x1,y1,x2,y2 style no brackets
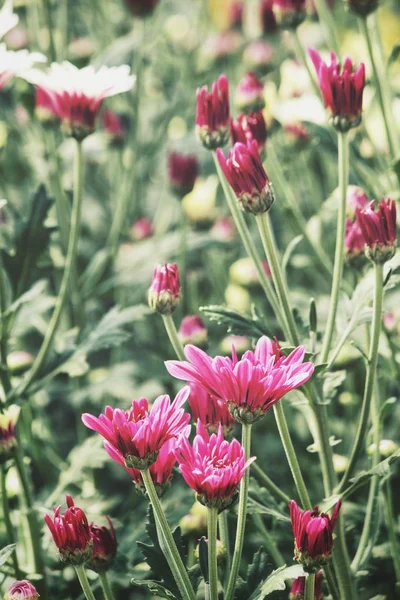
249,564,305,599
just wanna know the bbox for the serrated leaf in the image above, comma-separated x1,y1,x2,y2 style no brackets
200,304,269,338
249,564,305,599
131,579,179,599
3,279,47,318
0,544,16,567
236,547,270,600
322,370,346,403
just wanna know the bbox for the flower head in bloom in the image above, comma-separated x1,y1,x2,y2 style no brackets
0,0,18,41
166,336,314,424
243,41,275,75
102,108,127,145
346,185,369,217
106,437,179,497
217,140,274,215
87,517,117,573
0,405,20,462
356,198,397,264
196,75,230,150
188,384,235,435
235,72,265,113
344,217,367,267
148,262,181,315
175,421,255,510
0,44,45,91
82,388,190,470
289,499,341,572
4,580,39,600
289,571,323,600
44,495,92,565
22,62,135,140
272,0,307,28
168,151,199,197
178,315,208,349
261,0,278,33
124,0,158,16
345,0,378,16
308,49,365,132
231,111,267,154
131,217,153,241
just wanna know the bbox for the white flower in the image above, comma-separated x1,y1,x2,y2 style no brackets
0,43,46,90
0,0,18,40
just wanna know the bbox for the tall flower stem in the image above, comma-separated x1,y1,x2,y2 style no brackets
141,469,196,600
42,0,57,62
13,140,84,400
212,153,285,332
252,462,291,504
313,0,341,55
305,574,315,600
207,507,219,600
320,132,349,364
224,423,252,600
75,565,97,600
1,464,20,578
360,15,400,169
218,512,231,589
162,314,185,361
99,572,116,600
338,263,384,492
382,479,400,585
0,255,11,397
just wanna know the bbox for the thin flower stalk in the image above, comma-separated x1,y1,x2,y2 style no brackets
207,507,218,600
99,572,116,600
382,479,400,586
162,314,186,361
305,574,315,600
218,512,231,588
1,464,20,578
75,565,97,600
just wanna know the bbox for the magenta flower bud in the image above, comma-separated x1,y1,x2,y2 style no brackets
148,263,181,315
284,122,309,148
356,198,397,264
0,406,20,463
235,72,265,113
131,217,153,241
175,420,255,510
102,108,126,145
345,0,378,16
87,517,117,573
82,388,191,470
243,41,275,76
383,311,397,334
272,0,307,28
168,152,199,197
290,500,341,572
210,217,236,242
231,112,268,154
344,217,367,267
289,571,323,599
44,495,93,565
217,140,274,215
309,49,365,132
178,315,208,349
230,2,244,29
261,0,278,33
124,0,158,16
4,580,39,600
188,383,235,435
346,185,369,217
195,75,230,150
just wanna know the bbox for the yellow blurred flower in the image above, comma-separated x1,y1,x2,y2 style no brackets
182,176,218,224
224,283,251,312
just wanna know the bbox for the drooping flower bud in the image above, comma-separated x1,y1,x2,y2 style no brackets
289,571,323,599
178,315,208,349
195,75,230,150
124,0,159,16
344,217,367,268
44,495,93,565
289,499,341,572
355,198,397,264
346,185,369,217
230,111,268,154
0,405,20,463
131,217,153,241
235,72,265,113
4,580,39,600
148,263,181,315
168,151,199,197
309,49,365,132
345,0,378,17
217,140,274,215
272,0,307,29
243,41,275,75
87,517,117,573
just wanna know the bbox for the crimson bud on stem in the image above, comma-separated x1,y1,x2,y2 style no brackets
195,75,230,150
148,263,181,315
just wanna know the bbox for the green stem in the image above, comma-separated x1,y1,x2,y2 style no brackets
305,574,315,600
320,132,349,364
324,565,340,600
207,507,218,600
338,263,384,492
14,140,84,400
0,255,11,396
251,514,285,568
99,571,116,600
382,479,400,586
141,469,196,600
218,512,231,589
360,15,400,166
252,462,291,505
162,314,185,361
292,30,321,98
42,0,57,61
224,423,252,600
75,565,97,600
313,0,341,55
212,152,285,331
1,465,20,578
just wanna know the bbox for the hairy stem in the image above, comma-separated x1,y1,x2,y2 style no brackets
162,314,185,361
99,572,116,600
75,565,97,600
207,507,219,600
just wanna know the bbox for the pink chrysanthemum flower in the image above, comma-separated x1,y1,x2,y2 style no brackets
188,383,235,434
105,438,181,497
44,495,92,565
22,62,134,140
4,580,39,600
217,140,274,215
178,315,208,349
148,262,181,315
168,152,199,197
81,388,191,469
196,74,230,150
289,499,342,572
0,44,45,91
308,49,365,132
344,217,367,267
272,0,307,29
175,421,255,510
166,336,314,424
356,198,397,264
235,72,265,113
102,108,126,145
346,185,369,217
230,111,268,153
87,516,117,573
289,571,323,600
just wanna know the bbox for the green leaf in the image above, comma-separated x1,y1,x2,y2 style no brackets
249,564,305,599
3,279,47,319
236,547,270,600
282,235,303,275
0,544,16,567
200,304,269,338
322,370,346,404
131,579,179,599
247,479,290,522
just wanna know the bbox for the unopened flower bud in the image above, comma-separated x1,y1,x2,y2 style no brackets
332,454,349,474
210,217,236,242
346,185,369,217
235,72,265,113
356,198,397,264
345,0,379,17
4,580,39,600
168,152,199,197
7,351,34,375
87,517,117,573
289,571,323,599
229,257,270,287
179,501,208,536
131,217,153,241
272,0,307,29
367,439,398,458
148,263,181,315
178,316,208,349
231,111,268,154
196,75,230,150
344,217,367,268
243,41,275,75
283,122,309,149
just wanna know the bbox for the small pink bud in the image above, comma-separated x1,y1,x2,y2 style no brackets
243,41,275,75
272,0,307,28
178,315,208,349
195,75,230,150
131,217,154,241
87,517,117,573
148,263,181,315
346,185,369,217
344,217,367,268
283,122,309,148
210,217,236,242
235,72,265,113
102,108,126,145
168,152,199,197
356,198,397,264
4,580,39,600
